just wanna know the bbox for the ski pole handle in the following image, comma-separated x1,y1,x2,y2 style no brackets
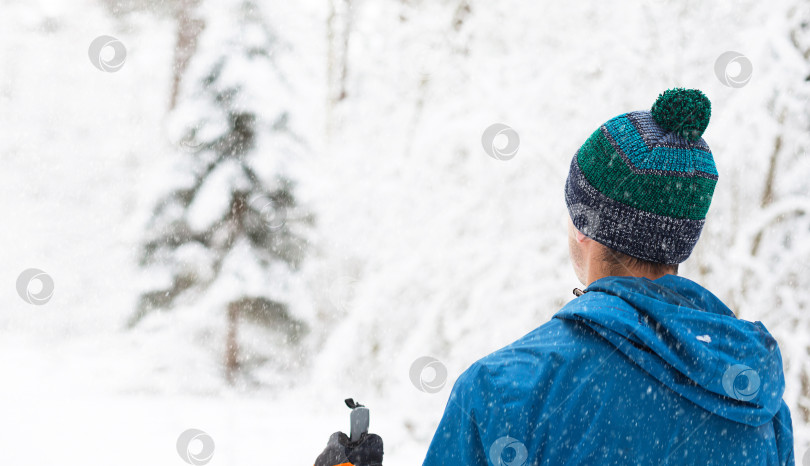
345,398,370,443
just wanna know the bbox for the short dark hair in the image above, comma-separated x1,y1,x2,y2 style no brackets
600,245,679,277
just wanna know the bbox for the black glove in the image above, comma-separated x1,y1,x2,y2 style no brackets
314,431,384,466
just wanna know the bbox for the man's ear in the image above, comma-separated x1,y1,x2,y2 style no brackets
574,227,590,244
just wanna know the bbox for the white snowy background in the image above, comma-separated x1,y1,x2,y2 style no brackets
1,0,809,464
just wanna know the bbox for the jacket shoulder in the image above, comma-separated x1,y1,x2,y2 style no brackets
458,315,611,398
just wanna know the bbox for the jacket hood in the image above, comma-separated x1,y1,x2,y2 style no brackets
554,274,785,427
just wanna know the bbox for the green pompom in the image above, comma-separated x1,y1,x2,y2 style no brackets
650,88,711,141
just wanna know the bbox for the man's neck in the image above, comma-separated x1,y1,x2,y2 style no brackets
585,265,675,287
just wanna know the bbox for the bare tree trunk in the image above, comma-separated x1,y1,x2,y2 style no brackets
734,109,786,319
170,0,206,110
325,0,352,139
225,301,240,384
750,110,786,256
337,0,351,104
224,194,249,384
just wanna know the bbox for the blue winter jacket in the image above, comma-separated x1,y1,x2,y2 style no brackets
423,275,794,465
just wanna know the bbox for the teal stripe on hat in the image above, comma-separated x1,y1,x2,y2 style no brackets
604,115,718,177
649,146,718,176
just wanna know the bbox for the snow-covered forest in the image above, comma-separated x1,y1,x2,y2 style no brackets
1,0,809,464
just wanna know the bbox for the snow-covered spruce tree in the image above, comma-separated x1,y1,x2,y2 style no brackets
130,0,312,386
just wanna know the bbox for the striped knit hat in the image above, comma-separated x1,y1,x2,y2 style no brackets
564,88,717,265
